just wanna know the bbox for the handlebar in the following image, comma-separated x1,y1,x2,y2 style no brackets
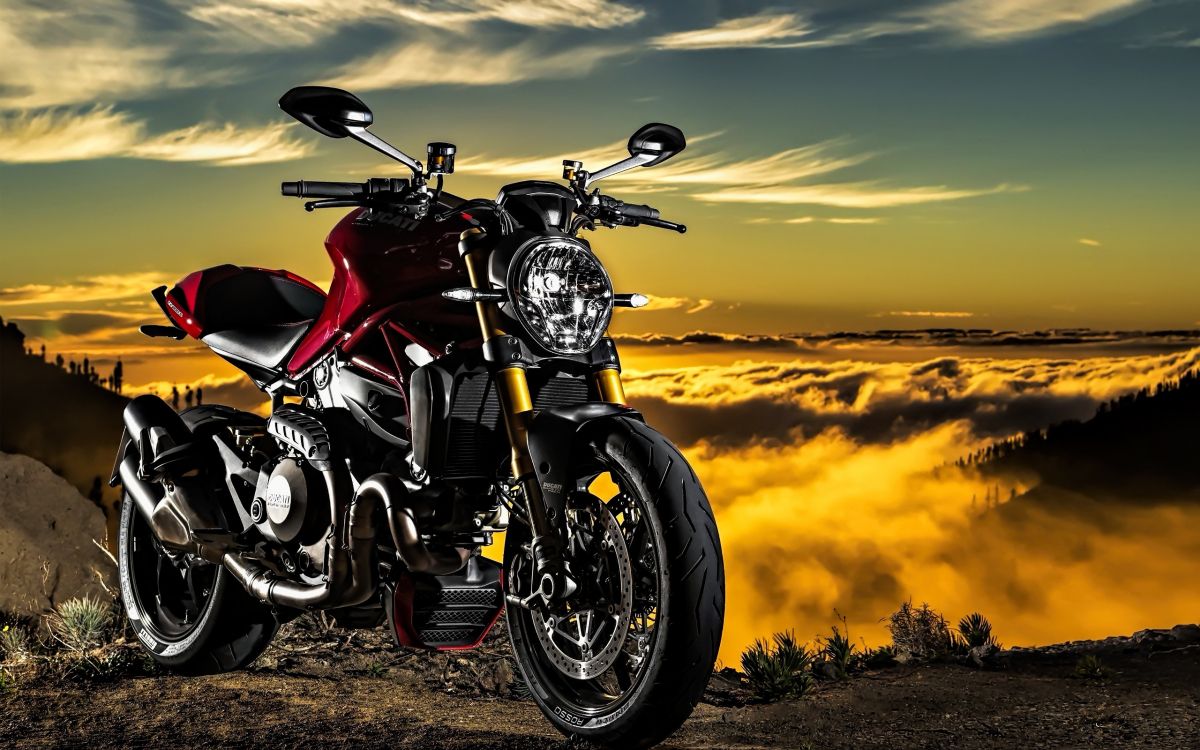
281,178,409,199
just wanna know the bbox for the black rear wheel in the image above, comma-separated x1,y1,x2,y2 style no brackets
505,417,724,748
118,493,278,673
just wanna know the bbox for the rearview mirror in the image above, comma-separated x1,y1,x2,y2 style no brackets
279,86,421,175
279,86,372,139
628,123,686,167
585,122,687,187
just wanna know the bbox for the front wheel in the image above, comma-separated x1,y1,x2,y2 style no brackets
505,417,725,748
118,493,279,673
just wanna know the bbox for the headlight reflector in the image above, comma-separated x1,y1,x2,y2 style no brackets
512,238,613,354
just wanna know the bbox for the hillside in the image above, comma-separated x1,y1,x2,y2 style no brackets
0,318,128,538
963,370,1200,505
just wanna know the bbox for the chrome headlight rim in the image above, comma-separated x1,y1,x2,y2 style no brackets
507,236,614,356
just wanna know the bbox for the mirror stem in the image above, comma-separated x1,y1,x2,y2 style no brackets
584,152,656,188
347,126,422,176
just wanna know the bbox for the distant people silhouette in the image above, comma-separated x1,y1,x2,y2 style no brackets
196,387,203,406
69,361,77,375
113,358,124,393
185,386,194,408
171,386,180,411
39,343,45,360
55,353,64,369
82,356,89,375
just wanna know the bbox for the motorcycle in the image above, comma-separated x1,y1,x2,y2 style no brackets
111,86,724,747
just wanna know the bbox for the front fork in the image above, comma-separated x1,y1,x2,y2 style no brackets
459,228,626,601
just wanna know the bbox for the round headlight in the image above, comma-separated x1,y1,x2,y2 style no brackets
511,238,613,355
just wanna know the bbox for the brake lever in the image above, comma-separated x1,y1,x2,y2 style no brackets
304,198,365,212
640,217,687,234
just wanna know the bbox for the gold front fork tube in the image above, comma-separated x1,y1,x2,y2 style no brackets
593,368,627,405
460,228,552,536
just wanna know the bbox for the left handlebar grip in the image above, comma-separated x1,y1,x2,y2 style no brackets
280,181,365,198
620,203,660,220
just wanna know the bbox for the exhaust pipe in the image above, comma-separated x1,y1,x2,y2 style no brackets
360,474,471,576
116,396,469,609
223,470,378,609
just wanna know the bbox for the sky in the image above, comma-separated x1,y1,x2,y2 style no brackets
2,0,1200,664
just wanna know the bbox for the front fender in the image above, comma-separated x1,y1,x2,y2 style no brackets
526,402,644,517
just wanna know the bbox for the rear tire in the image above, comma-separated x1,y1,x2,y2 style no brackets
118,493,278,673
505,417,724,748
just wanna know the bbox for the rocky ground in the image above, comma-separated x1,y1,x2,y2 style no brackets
2,616,1198,749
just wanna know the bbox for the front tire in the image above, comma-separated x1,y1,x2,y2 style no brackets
118,493,279,673
505,417,724,748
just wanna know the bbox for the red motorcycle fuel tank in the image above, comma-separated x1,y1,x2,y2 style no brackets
286,206,479,377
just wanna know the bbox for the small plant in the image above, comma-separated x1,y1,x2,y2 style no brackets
861,644,898,669
1074,654,1110,680
1,623,34,663
957,612,1001,651
366,660,388,678
818,622,855,680
46,596,113,653
886,601,955,660
740,630,815,701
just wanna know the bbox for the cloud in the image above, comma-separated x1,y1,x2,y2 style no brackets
175,0,645,49
325,39,630,91
749,216,883,225
916,0,1148,42
696,420,1200,665
1079,237,1102,247
465,135,1015,210
650,12,815,50
0,108,312,166
615,328,1200,353
8,310,147,339
686,299,714,314
881,310,976,319
624,346,1200,449
695,181,1026,208
0,272,169,306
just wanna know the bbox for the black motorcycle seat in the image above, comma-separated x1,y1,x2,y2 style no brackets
202,322,311,370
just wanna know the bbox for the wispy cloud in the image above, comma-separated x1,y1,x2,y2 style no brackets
748,216,883,225
698,182,1025,209
650,12,815,50
880,310,977,319
326,40,630,91
0,108,312,166
916,0,1148,42
1079,237,1102,247
464,136,1014,210
176,0,645,49
0,272,168,306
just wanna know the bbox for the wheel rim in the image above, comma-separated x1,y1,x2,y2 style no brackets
510,455,664,715
126,502,217,640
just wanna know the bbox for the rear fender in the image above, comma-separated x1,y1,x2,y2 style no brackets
526,403,644,519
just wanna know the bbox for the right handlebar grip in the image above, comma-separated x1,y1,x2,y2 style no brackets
620,203,660,220
280,180,364,198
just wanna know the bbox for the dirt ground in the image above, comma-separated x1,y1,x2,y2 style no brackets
3,620,1198,749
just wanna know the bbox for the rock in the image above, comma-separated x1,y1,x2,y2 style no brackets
969,643,999,668
0,452,113,616
478,658,514,694
1168,625,1200,644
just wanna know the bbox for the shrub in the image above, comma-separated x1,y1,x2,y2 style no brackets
1,623,34,663
886,601,956,660
862,644,898,669
46,596,113,653
740,630,815,701
818,624,855,680
1074,654,1110,680
957,612,1001,651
